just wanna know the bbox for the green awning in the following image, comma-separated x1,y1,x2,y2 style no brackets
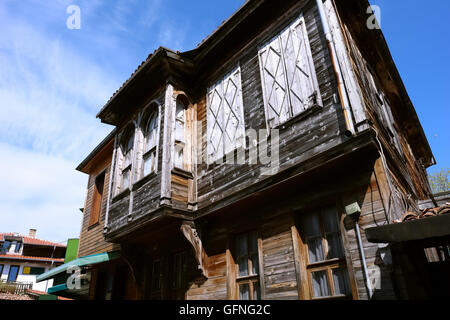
37,251,120,282
47,283,67,294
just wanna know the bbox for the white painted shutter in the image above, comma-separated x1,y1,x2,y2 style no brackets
207,81,224,162
280,18,315,117
325,0,366,124
259,35,290,128
207,66,246,162
222,68,245,155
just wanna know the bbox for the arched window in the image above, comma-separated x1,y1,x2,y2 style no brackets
142,109,159,176
120,128,135,191
174,97,187,169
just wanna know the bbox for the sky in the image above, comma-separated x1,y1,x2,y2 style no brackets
0,0,448,243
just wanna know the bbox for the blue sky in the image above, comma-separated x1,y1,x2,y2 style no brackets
0,0,448,243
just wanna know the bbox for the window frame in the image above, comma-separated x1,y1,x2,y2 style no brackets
0,264,4,276
234,231,262,301
115,126,136,195
89,171,105,227
142,106,160,178
258,14,322,129
7,265,20,283
297,207,354,300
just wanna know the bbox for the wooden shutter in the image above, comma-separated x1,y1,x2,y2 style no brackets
207,66,245,162
222,68,245,155
259,16,320,128
280,18,315,116
259,35,290,128
89,172,105,226
207,81,224,161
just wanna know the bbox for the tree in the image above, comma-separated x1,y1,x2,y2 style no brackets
428,168,450,194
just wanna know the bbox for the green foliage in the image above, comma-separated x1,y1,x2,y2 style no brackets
428,168,450,194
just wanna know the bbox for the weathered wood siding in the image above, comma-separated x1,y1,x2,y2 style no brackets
107,90,166,234
78,153,119,258
196,2,349,212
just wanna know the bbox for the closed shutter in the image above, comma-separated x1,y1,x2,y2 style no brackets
259,16,319,128
207,66,246,162
281,19,315,117
207,81,224,161
259,35,290,128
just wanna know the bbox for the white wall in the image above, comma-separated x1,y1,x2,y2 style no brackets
0,261,55,292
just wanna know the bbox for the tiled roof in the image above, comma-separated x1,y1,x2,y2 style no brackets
0,254,64,263
26,289,73,300
0,233,66,248
396,203,450,223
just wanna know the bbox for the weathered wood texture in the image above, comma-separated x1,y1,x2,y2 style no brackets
107,90,166,234
340,14,430,203
78,152,120,258
195,2,350,213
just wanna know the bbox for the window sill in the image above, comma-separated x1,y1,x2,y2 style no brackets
271,104,322,131
132,171,157,190
112,188,130,202
172,167,193,179
236,274,259,281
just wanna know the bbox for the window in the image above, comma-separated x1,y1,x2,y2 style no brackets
235,231,261,300
7,265,20,282
150,260,162,300
1,241,11,254
174,98,186,169
258,15,320,128
119,129,135,192
14,241,22,253
301,207,351,299
142,109,159,176
22,267,46,275
207,66,246,163
89,172,105,226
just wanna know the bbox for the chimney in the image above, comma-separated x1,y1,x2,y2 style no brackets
29,229,37,238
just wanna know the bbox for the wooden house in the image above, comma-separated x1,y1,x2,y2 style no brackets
75,0,435,300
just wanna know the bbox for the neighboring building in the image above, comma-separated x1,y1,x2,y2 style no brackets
0,230,66,292
62,0,437,300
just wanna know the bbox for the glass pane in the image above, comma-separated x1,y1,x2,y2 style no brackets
238,257,249,277
122,169,130,190
326,233,345,259
253,282,261,300
307,236,324,263
174,143,184,168
175,121,184,142
311,271,330,298
236,234,248,257
176,101,185,121
304,213,321,237
239,283,250,300
7,266,19,282
146,117,157,150
322,207,340,233
126,134,134,152
250,254,259,275
143,153,154,176
332,268,351,296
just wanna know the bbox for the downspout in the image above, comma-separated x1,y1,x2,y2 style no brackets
355,219,373,298
316,0,355,137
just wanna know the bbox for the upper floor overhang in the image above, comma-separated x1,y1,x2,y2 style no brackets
96,47,195,126
334,0,435,168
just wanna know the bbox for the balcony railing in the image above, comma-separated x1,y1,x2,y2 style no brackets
0,280,33,295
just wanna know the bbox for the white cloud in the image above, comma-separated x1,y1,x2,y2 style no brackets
0,142,86,243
